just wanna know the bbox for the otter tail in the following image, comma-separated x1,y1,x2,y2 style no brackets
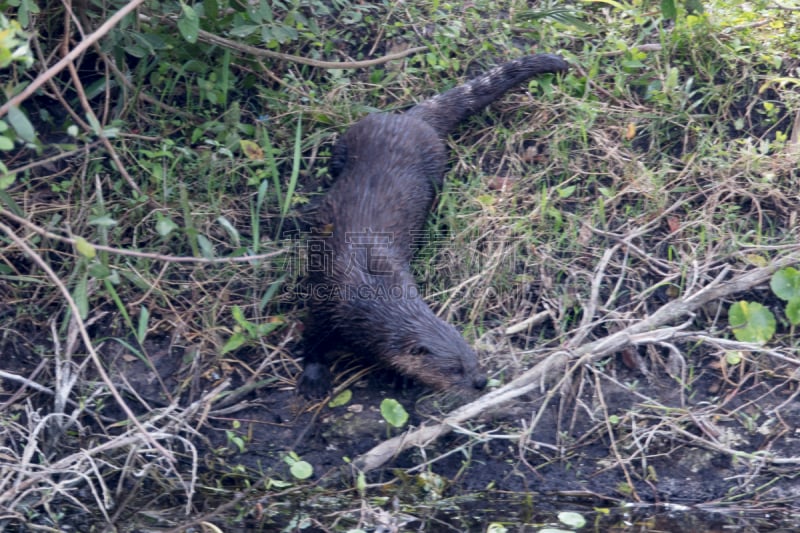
405,53,568,136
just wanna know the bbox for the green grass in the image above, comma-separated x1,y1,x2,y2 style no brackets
1,0,800,529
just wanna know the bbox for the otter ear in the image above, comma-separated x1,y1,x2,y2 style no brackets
409,345,431,357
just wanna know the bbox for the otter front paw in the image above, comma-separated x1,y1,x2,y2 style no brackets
298,362,332,399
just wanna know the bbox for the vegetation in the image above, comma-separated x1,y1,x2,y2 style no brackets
1,0,799,530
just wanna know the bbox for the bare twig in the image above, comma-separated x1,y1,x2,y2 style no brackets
0,209,284,263
0,0,148,118
153,16,428,70
0,370,55,396
504,309,552,335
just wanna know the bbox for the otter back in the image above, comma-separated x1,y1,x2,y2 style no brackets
299,53,567,398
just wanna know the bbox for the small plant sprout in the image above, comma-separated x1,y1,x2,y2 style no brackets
284,452,314,480
328,389,352,408
225,423,246,454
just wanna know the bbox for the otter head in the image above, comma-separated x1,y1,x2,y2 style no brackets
383,304,487,394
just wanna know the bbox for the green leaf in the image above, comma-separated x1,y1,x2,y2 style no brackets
75,237,97,259
231,305,246,326
0,172,16,190
7,106,36,144
74,270,89,320
282,114,303,216
557,185,576,198
328,389,352,408
221,331,246,354
225,430,246,453
558,511,587,528
88,261,111,279
289,460,313,479
786,299,800,326
239,139,263,160
89,214,117,227
380,398,409,428
178,3,200,43
725,351,743,365
770,267,800,302
685,0,705,14
661,0,677,19
729,301,776,345
216,216,240,247
229,25,260,38
197,234,215,258
137,306,150,343
156,216,179,237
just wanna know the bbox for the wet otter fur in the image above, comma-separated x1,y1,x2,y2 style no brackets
300,54,568,398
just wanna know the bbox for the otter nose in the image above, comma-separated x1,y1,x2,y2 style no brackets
473,375,488,390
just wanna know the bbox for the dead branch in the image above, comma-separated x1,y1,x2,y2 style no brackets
160,18,428,70
0,0,148,118
353,250,800,472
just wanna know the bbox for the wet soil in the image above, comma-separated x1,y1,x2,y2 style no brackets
6,327,795,531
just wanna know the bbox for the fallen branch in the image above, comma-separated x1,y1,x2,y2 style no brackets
153,15,428,70
353,250,800,472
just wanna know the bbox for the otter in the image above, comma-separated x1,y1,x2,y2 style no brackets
299,53,568,398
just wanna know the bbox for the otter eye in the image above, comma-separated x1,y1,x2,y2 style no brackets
409,345,430,357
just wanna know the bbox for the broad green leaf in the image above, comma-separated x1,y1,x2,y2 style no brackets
156,216,179,237
558,511,587,528
725,351,743,365
380,398,409,428
770,267,800,302
239,139,263,160
7,106,36,143
729,301,776,345
661,0,677,19
0,172,16,190
178,3,200,43
289,460,313,479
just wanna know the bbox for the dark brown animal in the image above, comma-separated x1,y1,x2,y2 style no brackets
299,54,568,398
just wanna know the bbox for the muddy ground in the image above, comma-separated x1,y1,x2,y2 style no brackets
5,310,799,531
